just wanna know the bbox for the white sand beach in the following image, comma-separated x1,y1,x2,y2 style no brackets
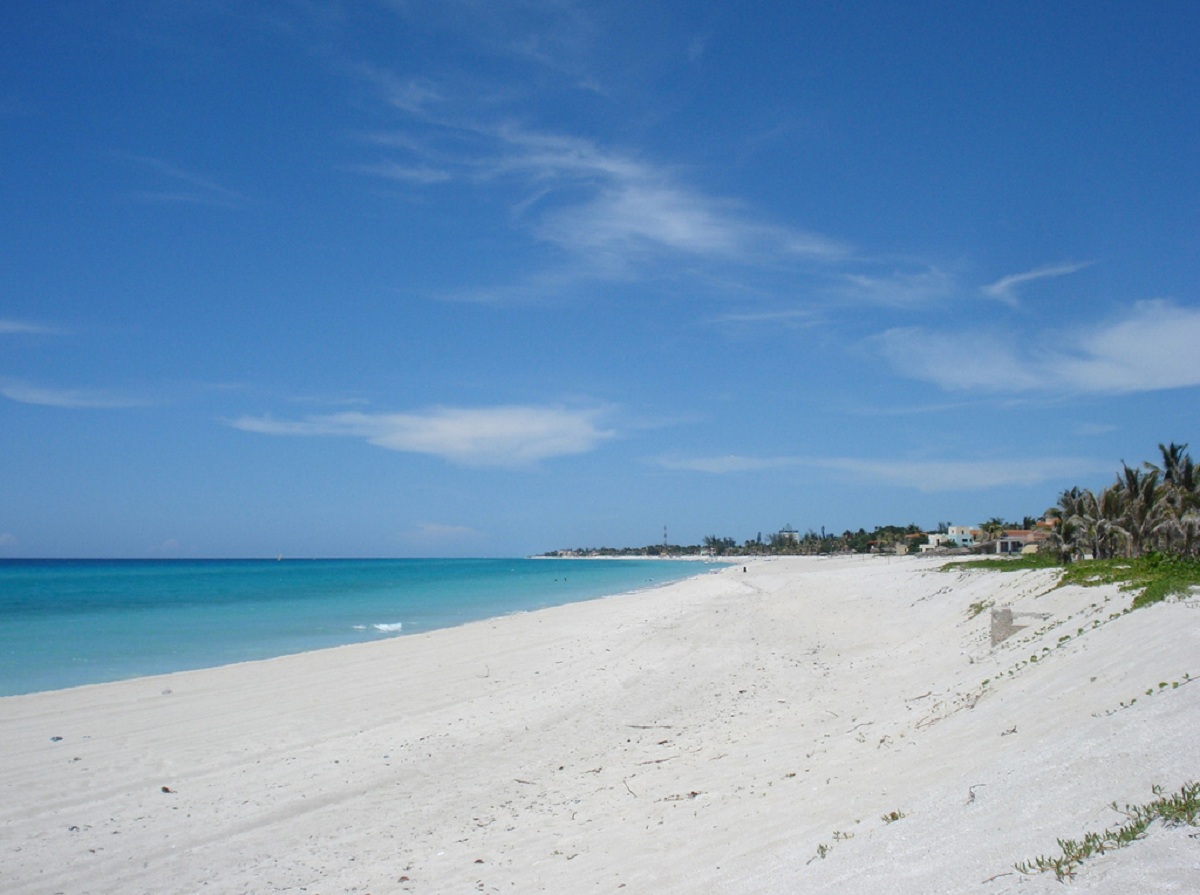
3,555,1198,893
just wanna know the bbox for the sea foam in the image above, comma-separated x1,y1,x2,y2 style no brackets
372,622,404,633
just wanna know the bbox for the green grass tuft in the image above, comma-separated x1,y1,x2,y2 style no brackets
942,552,1060,573
1058,553,1200,609
943,552,1200,611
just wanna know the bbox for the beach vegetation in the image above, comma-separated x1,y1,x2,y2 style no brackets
1014,782,1200,881
966,599,993,618
545,522,929,557
943,552,1059,573
1058,552,1200,609
939,444,1200,611
1095,673,1193,716
1045,443,1199,563
544,443,1200,570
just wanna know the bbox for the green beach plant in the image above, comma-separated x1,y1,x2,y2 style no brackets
1015,782,1200,880
966,599,993,618
943,552,1200,612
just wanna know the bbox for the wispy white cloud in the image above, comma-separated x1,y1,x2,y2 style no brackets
708,308,819,326
0,379,151,409
230,404,615,466
468,122,849,264
370,69,445,114
354,160,453,184
372,0,603,87
877,299,1200,395
122,155,249,208
1051,299,1200,392
837,266,956,308
352,72,853,300
982,261,1092,307
538,180,848,263
807,456,1107,492
873,327,1046,392
655,453,1105,491
0,318,61,335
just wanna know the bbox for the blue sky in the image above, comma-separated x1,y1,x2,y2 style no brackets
2,2,1197,557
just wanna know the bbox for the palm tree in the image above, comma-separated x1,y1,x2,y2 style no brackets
1148,442,1199,556
1046,443,1199,563
1112,463,1162,558
1151,442,1194,490
1095,482,1130,558
1046,487,1098,562
978,517,1008,551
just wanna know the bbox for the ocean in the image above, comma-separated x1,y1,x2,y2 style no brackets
0,558,714,697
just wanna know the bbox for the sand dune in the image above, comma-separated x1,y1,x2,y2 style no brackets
3,555,1198,893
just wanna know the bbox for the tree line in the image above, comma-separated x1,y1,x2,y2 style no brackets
543,442,1197,562
1046,442,1198,562
548,525,935,558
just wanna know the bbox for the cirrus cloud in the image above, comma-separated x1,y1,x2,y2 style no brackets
876,300,1200,396
230,403,615,467
0,318,61,335
982,261,1093,307
0,379,151,409
655,453,1108,492
353,72,854,304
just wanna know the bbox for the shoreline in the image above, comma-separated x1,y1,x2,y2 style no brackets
3,555,1197,893
0,557,715,698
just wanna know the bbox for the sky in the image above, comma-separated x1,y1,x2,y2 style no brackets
2,1,1198,558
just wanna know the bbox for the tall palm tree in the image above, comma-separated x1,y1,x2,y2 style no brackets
980,516,1008,547
1046,487,1098,562
1047,443,1199,563
1151,442,1194,490
1113,463,1161,558
1095,481,1131,558
1148,442,1199,556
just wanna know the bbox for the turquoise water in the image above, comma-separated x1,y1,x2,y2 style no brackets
0,558,713,697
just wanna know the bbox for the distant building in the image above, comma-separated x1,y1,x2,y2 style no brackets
947,525,978,548
982,529,1049,555
920,532,954,552
921,521,1053,555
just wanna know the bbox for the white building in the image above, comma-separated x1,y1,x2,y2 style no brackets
946,525,977,547
919,532,954,552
